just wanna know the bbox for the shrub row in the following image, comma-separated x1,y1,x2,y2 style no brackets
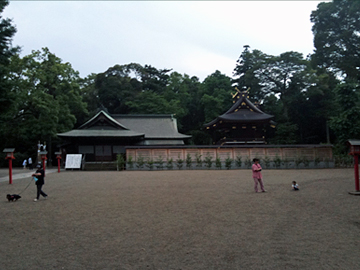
117,153,336,171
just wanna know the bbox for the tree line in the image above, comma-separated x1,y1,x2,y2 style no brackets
0,0,359,166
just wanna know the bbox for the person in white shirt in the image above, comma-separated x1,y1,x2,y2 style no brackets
28,157,33,170
292,181,299,191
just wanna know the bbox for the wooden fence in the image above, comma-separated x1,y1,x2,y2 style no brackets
125,145,333,169
126,145,332,161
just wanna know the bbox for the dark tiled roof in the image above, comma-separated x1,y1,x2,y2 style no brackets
218,109,273,122
113,114,191,139
57,129,144,138
204,92,274,127
57,111,191,140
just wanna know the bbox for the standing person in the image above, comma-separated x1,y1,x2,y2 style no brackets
32,164,48,202
22,159,27,169
28,157,33,170
252,158,266,193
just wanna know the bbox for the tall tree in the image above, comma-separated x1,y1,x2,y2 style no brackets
232,46,266,103
329,81,360,146
311,0,360,81
94,63,171,114
0,0,19,121
78,73,98,120
254,51,315,120
5,48,87,155
200,70,233,123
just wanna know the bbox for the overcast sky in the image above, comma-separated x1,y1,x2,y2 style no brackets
4,1,326,82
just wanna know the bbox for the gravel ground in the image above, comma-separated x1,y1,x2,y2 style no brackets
1,168,359,270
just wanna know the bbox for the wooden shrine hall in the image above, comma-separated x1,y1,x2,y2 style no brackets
204,89,275,145
57,110,191,161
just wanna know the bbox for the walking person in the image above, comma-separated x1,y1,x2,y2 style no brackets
32,163,48,202
28,157,33,170
22,159,27,169
252,158,266,193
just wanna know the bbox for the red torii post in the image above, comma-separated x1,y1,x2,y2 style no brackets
3,148,15,184
347,140,360,195
39,151,47,176
55,151,62,173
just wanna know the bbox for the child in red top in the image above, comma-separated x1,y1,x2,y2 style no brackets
252,158,266,193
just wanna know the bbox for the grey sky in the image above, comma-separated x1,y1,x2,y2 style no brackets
4,1,325,81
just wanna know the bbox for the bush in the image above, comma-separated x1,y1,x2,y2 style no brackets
156,156,164,170
273,155,281,169
116,154,126,171
295,156,303,168
335,155,353,168
146,158,154,170
225,156,233,170
235,156,242,168
166,158,173,170
303,157,310,167
263,156,271,168
245,158,252,169
136,156,145,169
282,157,290,168
215,155,222,169
204,154,213,169
127,155,134,169
176,155,184,170
186,153,192,169
195,153,202,167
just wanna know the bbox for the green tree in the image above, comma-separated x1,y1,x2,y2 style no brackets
311,0,360,81
140,64,171,94
5,48,87,155
125,90,172,114
0,0,19,128
94,63,143,114
166,73,205,142
200,70,232,123
232,46,266,103
255,51,314,116
329,81,360,146
79,73,99,118
249,51,328,144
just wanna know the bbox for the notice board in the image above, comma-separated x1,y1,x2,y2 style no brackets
65,154,82,169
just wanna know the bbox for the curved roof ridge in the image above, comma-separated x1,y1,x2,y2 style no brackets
204,92,274,127
79,110,129,130
223,93,265,115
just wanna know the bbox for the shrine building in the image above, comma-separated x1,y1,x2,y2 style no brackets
57,110,191,161
204,89,275,145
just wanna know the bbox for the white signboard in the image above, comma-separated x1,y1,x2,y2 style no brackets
65,154,82,169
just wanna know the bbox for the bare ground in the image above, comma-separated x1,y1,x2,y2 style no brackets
1,168,359,270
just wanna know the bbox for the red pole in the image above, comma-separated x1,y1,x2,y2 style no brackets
57,158,60,173
8,158,12,185
355,155,359,192
42,159,46,177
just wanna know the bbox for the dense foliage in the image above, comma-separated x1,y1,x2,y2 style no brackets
0,0,359,166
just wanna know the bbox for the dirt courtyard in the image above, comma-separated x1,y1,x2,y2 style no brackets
1,168,359,270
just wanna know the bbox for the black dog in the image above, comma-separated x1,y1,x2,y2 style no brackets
7,194,21,202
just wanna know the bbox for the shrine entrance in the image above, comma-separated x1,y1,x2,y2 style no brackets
95,145,112,161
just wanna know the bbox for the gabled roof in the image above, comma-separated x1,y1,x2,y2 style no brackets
204,91,274,127
79,110,128,130
113,114,192,139
58,111,191,140
58,110,144,138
